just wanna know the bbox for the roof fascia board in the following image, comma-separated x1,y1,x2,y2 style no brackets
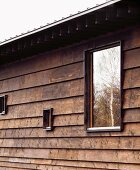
0,0,122,46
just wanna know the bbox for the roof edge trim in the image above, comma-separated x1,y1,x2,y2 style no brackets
0,0,121,46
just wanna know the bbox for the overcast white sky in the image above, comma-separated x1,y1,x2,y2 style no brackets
0,0,107,42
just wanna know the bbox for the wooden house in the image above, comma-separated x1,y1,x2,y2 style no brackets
0,0,140,169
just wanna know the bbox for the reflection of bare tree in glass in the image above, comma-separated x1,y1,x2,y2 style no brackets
93,46,120,127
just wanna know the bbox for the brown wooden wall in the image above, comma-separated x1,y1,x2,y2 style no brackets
0,25,140,170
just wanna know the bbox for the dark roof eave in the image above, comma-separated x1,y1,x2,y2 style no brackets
0,0,121,47
0,0,140,65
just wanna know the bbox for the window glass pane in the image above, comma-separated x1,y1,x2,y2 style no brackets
93,46,121,127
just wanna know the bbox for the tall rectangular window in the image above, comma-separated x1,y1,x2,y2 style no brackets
85,43,122,132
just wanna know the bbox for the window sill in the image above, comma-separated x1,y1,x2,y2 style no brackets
87,126,121,132
0,111,6,115
43,127,52,131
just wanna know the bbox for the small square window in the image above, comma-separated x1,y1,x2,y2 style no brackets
0,95,7,115
85,42,122,132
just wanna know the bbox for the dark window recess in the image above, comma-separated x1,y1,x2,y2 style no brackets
43,108,54,131
0,95,7,115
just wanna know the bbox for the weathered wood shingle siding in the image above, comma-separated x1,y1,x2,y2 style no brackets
0,25,140,170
